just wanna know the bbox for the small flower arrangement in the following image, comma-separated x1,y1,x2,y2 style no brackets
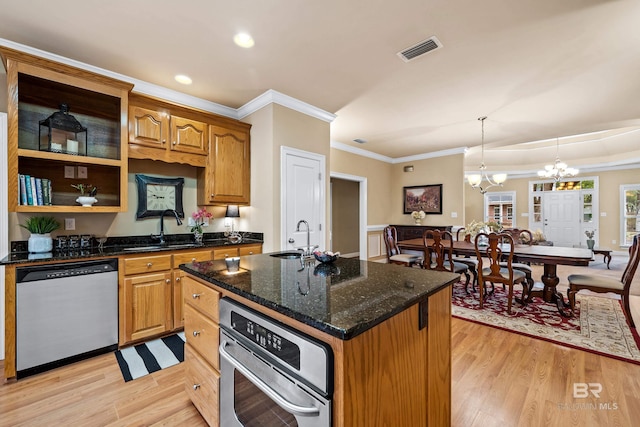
585,230,596,239
465,219,502,237
190,208,213,234
411,210,426,220
71,183,97,196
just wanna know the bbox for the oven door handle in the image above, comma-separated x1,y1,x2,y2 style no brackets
219,340,320,417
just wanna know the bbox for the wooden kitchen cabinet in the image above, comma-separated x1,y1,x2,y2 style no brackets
120,249,213,345
172,249,213,329
0,46,132,213
197,123,251,205
123,271,173,343
239,243,262,256
128,93,208,166
212,242,262,260
122,253,173,343
183,276,221,426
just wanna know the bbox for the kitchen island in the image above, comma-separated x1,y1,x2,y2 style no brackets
180,254,458,426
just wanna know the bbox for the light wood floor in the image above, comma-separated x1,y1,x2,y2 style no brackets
1,255,639,426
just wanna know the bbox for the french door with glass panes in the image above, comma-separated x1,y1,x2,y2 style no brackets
621,184,640,247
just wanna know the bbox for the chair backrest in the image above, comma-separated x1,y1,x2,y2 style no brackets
383,226,401,259
475,232,516,286
621,233,640,291
456,227,467,241
505,228,533,246
423,229,455,272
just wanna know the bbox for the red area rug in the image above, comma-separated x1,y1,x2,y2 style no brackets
451,281,640,364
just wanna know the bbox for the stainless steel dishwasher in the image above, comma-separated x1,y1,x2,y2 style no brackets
16,258,118,378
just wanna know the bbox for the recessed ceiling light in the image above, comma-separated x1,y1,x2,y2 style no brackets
174,74,192,85
234,32,255,48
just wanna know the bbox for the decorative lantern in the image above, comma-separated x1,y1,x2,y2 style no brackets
39,104,87,155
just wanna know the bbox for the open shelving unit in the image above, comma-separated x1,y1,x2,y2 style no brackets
1,46,133,213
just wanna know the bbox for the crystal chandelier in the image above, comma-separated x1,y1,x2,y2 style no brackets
537,137,579,181
467,116,507,194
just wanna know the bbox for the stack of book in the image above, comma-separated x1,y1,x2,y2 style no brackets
18,174,53,206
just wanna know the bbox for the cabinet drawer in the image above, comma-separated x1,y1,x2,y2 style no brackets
173,249,212,266
124,254,172,275
212,247,239,260
185,343,220,427
184,304,219,369
239,244,262,256
183,276,220,321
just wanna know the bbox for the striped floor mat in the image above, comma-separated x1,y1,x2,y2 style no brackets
115,332,186,382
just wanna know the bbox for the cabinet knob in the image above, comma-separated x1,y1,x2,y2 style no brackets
193,384,201,391
249,251,253,255
172,141,177,145
191,258,196,262
210,194,215,198
175,277,181,282
162,139,166,144
165,279,171,284
193,330,201,337
192,293,202,299
147,262,153,267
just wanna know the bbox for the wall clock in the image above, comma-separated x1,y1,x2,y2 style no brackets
135,174,185,219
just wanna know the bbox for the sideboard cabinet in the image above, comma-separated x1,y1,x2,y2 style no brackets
0,46,132,213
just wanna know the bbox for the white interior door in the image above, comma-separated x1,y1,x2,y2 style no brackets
543,191,580,247
281,147,325,251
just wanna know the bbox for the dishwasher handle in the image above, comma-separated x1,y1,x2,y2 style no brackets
219,340,320,417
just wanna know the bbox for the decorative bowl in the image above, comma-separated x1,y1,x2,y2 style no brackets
313,251,339,263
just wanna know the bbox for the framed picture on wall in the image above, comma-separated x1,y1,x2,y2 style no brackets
403,184,443,214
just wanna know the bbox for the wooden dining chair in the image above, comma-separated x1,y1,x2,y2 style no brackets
500,228,535,293
567,233,640,328
423,230,471,290
474,232,528,313
453,227,478,290
383,226,422,267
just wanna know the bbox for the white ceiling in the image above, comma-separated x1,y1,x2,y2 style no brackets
1,0,640,174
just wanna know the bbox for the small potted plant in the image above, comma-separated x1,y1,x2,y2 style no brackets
190,207,213,245
20,216,61,253
71,183,98,206
585,229,596,249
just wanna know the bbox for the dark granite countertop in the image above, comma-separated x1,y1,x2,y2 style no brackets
181,254,458,340
0,232,263,265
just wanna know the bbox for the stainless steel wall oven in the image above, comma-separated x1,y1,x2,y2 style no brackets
219,297,333,426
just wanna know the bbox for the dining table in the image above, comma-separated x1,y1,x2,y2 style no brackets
397,238,594,316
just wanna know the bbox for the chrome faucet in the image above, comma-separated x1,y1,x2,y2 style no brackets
295,219,315,258
153,209,183,245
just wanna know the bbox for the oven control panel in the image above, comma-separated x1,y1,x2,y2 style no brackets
231,311,301,370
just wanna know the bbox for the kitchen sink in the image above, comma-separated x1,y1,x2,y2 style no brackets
269,251,303,259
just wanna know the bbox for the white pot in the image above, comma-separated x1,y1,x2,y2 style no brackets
28,233,53,253
76,196,98,207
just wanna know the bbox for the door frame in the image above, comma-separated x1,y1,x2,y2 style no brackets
1,113,7,358
280,146,326,251
330,172,368,260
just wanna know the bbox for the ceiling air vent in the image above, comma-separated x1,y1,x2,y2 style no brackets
397,36,443,62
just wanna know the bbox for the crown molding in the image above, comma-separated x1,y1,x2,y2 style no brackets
330,141,468,164
330,141,394,163
0,38,333,123
237,89,336,123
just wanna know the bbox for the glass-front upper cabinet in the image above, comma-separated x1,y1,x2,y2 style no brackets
621,184,640,247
